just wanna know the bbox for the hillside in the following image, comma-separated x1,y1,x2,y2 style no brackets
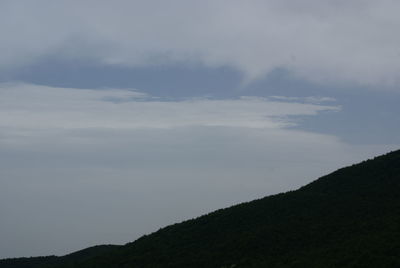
2,149,400,267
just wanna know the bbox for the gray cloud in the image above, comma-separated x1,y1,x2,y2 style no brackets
0,83,397,258
1,0,400,87
0,83,339,131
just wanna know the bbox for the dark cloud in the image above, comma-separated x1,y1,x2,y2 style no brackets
1,0,400,86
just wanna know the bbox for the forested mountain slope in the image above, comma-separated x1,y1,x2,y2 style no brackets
2,150,400,267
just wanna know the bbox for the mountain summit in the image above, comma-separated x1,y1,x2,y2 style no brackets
2,150,400,267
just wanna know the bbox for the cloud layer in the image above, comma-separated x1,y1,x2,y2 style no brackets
0,83,396,258
1,0,400,86
0,83,338,131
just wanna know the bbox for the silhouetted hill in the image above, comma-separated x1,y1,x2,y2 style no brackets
2,149,400,267
0,245,119,268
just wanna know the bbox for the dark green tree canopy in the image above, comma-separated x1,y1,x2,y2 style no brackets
2,149,400,268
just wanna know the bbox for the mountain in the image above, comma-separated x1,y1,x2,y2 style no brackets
0,246,119,268
1,149,400,267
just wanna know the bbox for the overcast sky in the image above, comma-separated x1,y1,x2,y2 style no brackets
1,0,399,259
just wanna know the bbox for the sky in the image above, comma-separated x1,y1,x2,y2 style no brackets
1,0,399,259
